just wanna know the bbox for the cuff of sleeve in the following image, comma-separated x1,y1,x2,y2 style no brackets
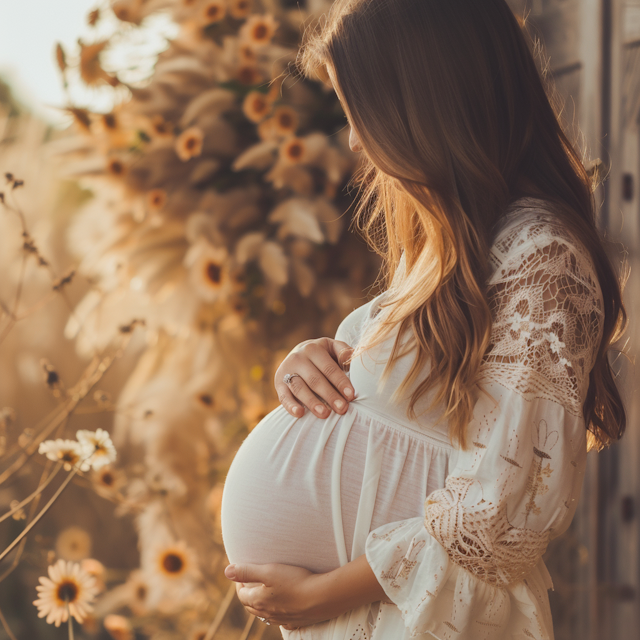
364,518,554,640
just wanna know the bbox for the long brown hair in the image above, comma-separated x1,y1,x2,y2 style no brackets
297,0,627,450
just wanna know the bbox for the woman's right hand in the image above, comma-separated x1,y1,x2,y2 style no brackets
274,338,355,419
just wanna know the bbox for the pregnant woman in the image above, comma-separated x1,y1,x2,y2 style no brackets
220,0,628,638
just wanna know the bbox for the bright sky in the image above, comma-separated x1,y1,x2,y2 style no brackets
0,0,177,129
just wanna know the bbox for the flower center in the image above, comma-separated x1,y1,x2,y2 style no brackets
206,262,222,284
57,580,79,604
199,393,214,407
253,24,268,40
162,553,184,574
287,142,303,160
278,113,292,128
109,160,124,175
253,97,267,113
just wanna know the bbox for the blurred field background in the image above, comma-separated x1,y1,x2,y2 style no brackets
0,1,637,639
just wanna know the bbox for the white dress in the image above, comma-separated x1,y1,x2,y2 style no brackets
220,198,604,640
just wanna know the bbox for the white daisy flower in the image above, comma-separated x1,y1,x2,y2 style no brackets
75,428,117,470
38,439,91,472
33,559,99,627
55,526,92,562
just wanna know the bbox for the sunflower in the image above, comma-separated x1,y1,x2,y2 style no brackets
92,465,126,498
229,0,252,19
242,91,271,123
279,137,307,164
149,114,174,137
55,526,92,562
175,127,204,161
106,157,127,178
154,541,198,581
147,188,167,211
200,0,226,24
272,105,298,137
33,560,99,627
239,14,279,48
185,241,231,303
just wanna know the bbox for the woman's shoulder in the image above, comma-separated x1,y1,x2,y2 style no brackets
488,196,599,287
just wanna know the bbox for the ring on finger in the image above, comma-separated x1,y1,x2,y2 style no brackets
283,373,302,385
258,616,271,625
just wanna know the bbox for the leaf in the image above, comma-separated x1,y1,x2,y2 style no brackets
235,232,266,264
259,241,288,286
232,140,278,171
269,198,324,243
179,88,237,128
291,257,315,297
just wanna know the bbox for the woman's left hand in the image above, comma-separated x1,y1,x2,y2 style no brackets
224,562,330,630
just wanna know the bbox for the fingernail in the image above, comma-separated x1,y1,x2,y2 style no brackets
334,399,344,410
315,404,325,414
292,406,300,415
224,564,236,579
344,388,354,399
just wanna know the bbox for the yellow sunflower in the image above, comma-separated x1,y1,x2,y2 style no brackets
175,127,204,161
242,91,271,123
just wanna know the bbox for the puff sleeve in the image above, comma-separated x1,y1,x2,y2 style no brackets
364,219,605,640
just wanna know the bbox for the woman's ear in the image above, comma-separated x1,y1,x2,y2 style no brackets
349,125,362,152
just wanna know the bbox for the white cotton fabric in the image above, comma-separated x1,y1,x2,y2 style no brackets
220,197,604,640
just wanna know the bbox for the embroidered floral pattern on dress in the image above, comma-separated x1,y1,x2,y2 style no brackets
364,201,604,640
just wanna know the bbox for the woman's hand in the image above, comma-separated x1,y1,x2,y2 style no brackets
224,562,336,630
275,338,355,420
224,555,391,630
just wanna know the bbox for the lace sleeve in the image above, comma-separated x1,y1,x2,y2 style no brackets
364,219,604,639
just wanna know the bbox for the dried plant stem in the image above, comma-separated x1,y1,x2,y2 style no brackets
238,615,255,640
0,460,52,584
0,252,26,345
15,290,57,320
0,466,79,564
0,463,62,524
67,602,74,640
0,605,17,640
0,337,131,486
0,403,72,486
204,584,236,640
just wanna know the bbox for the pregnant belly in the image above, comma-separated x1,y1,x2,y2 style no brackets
220,403,367,574
220,398,447,575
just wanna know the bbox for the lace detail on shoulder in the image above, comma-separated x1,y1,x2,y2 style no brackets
481,211,604,415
